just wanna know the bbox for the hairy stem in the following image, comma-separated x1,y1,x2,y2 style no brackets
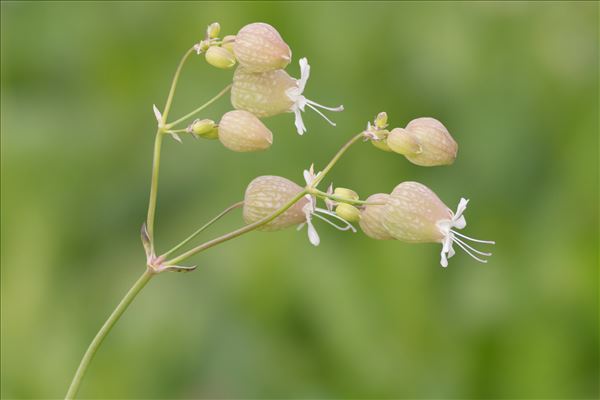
161,201,244,259
166,83,232,129
165,191,307,265
65,269,155,399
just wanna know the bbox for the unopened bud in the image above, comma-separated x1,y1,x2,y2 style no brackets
375,112,388,129
387,128,421,156
206,22,221,39
205,46,236,69
231,67,295,117
403,117,457,166
333,187,359,201
222,35,236,52
233,22,292,72
189,118,217,139
359,193,393,240
383,182,451,243
218,110,273,152
335,203,361,223
243,175,309,231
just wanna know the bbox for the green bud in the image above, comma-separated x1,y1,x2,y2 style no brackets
222,35,236,52
333,187,359,201
387,128,422,156
189,119,218,139
375,112,388,129
206,22,221,39
335,203,361,223
205,46,236,69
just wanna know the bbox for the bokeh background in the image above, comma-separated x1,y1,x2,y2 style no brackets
1,1,598,399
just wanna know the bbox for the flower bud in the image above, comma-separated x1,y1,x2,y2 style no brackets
218,110,273,152
189,118,217,139
205,46,236,69
335,203,361,223
375,112,388,129
359,193,393,240
206,22,221,39
333,187,359,201
243,175,309,231
402,117,457,166
231,67,296,117
222,35,236,52
387,128,421,156
383,182,451,243
233,22,291,72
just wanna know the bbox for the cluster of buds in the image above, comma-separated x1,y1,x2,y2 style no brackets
240,111,493,267
195,22,237,69
187,22,344,153
364,113,458,166
164,23,493,268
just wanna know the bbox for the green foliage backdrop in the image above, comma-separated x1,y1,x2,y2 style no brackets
1,1,598,398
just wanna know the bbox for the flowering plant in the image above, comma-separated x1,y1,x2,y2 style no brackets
65,21,493,399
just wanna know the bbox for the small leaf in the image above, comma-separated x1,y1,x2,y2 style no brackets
152,104,163,124
159,264,197,273
140,222,153,259
168,132,182,143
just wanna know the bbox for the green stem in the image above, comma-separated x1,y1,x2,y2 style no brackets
165,191,307,266
162,47,195,124
166,83,232,129
146,131,163,249
146,47,195,248
312,132,365,187
65,269,155,399
161,201,243,259
312,189,385,206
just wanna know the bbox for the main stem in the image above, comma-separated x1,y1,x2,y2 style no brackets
146,131,163,249
145,47,195,248
65,269,155,399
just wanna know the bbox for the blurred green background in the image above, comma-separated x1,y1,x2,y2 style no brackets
1,1,598,399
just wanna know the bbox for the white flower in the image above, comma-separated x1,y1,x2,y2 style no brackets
286,58,344,135
297,164,356,246
436,198,495,267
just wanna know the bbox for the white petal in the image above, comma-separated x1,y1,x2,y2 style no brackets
454,198,469,220
440,250,448,267
298,57,310,93
453,215,466,230
294,109,306,135
307,222,320,246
